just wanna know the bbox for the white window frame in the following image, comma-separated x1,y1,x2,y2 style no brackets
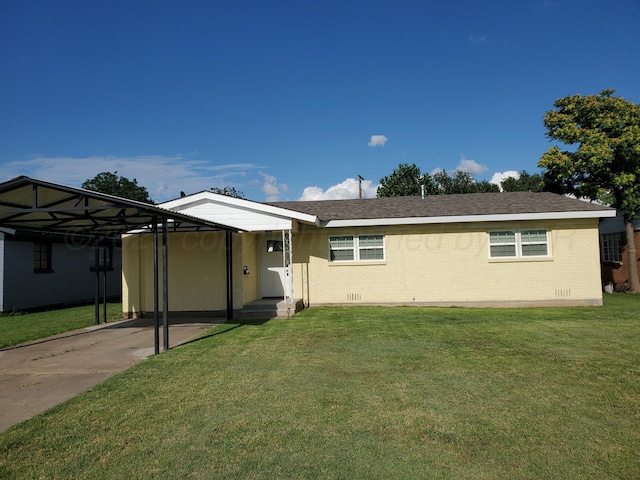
488,229,550,259
329,234,385,262
601,233,623,263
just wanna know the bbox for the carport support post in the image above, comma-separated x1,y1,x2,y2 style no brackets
102,244,107,323
226,230,233,320
162,218,169,351
94,237,100,325
153,218,159,355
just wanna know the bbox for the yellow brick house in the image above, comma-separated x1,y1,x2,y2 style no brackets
121,191,616,319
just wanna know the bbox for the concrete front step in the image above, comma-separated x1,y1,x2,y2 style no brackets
242,298,304,319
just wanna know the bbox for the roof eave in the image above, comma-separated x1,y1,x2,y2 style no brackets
161,191,320,226
322,209,617,227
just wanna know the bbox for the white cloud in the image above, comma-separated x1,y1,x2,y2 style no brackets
469,35,487,44
0,155,264,202
260,171,288,202
298,177,378,201
490,171,520,191
368,135,388,147
456,155,487,176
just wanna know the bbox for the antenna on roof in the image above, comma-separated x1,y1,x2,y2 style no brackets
358,175,365,199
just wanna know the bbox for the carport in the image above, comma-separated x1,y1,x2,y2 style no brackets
0,176,240,354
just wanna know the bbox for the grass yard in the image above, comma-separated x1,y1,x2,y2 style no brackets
1,294,639,479
0,302,124,349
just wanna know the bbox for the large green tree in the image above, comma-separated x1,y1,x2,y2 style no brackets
378,163,498,197
500,170,544,192
82,171,153,203
433,170,499,194
377,163,438,197
539,89,640,294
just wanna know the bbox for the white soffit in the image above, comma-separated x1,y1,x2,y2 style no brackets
160,191,318,230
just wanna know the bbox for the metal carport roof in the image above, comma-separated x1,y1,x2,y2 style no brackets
0,176,240,353
0,175,237,236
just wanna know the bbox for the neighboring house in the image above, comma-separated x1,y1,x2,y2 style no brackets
599,213,640,289
0,228,121,312
121,191,615,318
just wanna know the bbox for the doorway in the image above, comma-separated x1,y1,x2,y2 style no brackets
260,235,285,297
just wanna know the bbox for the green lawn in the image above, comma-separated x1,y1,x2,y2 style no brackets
0,302,124,349
1,295,639,479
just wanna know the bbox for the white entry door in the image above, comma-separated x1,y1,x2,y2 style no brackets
261,236,285,298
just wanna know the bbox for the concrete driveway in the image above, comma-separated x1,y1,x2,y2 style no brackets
0,317,224,432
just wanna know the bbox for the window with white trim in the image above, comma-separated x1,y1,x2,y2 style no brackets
329,234,384,262
489,229,549,258
601,233,622,262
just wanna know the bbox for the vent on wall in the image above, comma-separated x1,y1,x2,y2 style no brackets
555,288,571,298
347,293,361,301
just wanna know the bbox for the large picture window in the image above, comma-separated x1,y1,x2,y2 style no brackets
489,230,549,258
601,233,622,263
329,234,384,262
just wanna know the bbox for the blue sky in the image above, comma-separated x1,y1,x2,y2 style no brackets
1,0,639,203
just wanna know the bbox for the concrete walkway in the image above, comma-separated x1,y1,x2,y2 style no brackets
0,317,224,433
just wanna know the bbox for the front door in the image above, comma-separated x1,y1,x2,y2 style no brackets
261,235,285,298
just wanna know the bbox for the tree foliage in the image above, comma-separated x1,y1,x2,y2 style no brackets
377,163,434,197
210,186,244,198
377,163,498,197
433,170,499,194
500,170,544,192
82,171,153,203
539,89,640,293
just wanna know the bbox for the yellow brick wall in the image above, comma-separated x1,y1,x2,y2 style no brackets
241,233,260,303
121,233,141,317
122,231,245,315
291,219,603,307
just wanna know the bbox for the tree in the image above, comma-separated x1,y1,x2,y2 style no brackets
539,89,640,294
500,170,544,192
377,163,438,197
433,170,499,194
378,163,499,197
82,171,153,203
211,186,244,198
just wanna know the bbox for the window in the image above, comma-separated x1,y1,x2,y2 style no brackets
266,240,283,253
329,234,384,262
34,242,52,273
520,230,549,256
601,233,622,263
90,245,113,271
489,230,549,259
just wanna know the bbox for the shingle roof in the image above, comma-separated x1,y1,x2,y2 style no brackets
268,192,614,222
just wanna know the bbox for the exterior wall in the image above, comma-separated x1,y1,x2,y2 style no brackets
601,230,640,288
241,233,260,304
291,218,604,307
122,231,244,316
121,233,142,318
599,214,640,289
0,233,4,311
2,236,122,312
